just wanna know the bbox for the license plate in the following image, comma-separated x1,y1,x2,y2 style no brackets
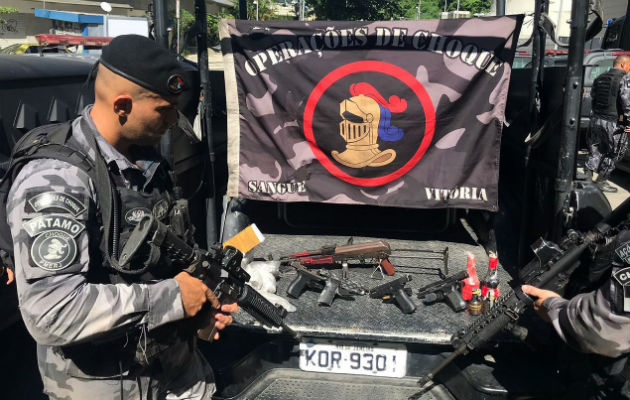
299,341,407,378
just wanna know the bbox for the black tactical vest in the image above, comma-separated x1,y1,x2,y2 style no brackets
592,68,626,120
103,168,179,284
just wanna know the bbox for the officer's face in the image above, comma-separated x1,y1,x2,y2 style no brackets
125,93,179,145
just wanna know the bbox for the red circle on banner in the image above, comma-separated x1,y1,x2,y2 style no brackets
303,60,436,187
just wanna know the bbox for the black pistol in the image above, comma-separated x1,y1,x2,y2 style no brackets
286,265,358,306
369,274,416,314
417,270,467,312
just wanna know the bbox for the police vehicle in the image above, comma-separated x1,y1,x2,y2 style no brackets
0,0,626,399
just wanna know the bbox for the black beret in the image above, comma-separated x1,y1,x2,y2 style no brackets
99,34,187,97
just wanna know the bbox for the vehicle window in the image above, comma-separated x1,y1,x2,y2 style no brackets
585,58,614,85
512,55,560,69
41,47,63,53
603,18,625,49
512,56,531,69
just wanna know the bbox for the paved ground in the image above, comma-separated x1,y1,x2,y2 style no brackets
576,150,629,209
604,169,630,209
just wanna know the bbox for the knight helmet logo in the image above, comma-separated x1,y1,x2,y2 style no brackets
303,61,435,187
333,82,407,169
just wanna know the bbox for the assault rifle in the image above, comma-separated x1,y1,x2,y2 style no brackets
281,240,395,277
119,214,297,340
416,270,468,312
416,198,630,389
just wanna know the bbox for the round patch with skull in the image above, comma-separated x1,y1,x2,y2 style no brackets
30,230,77,271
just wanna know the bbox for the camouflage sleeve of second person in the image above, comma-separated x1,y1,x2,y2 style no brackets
543,283,630,358
7,159,185,347
619,74,630,123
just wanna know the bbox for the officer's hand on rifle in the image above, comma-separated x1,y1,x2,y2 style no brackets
522,285,561,322
209,303,239,340
175,271,214,317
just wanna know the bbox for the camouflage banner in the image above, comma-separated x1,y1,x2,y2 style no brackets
220,16,522,211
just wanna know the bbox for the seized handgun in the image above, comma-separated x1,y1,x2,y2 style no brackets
119,214,297,340
416,270,467,312
286,264,366,306
369,274,416,314
281,240,395,278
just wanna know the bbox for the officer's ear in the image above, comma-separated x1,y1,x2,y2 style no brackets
113,95,133,117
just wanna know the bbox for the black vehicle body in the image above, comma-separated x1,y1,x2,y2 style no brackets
602,15,627,50
0,1,623,399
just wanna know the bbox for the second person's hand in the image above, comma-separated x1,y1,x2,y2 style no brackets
522,284,561,322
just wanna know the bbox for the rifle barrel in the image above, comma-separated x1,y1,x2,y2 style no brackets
389,255,444,260
393,248,446,253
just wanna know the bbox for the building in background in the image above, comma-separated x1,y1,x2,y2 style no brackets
491,0,628,48
440,10,471,19
0,0,233,49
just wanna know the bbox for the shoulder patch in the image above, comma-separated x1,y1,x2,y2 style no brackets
613,267,630,286
613,267,630,313
23,214,85,238
27,192,86,216
615,241,630,265
30,231,77,271
23,214,84,272
125,207,152,225
153,199,169,220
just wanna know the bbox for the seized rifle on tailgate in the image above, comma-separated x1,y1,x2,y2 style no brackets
416,198,630,390
417,270,468,312
119,214,297,340
281,240,395,278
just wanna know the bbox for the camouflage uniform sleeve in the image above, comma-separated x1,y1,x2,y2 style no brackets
543,284,630,358
619,74,630,123
7,159,185,346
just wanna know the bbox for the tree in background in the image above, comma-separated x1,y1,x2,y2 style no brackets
233,0,277,21
170,8,195,37
416,0,442,19
208,8,234,45
0,7,19,32
442,0,492,15
170,7,234,50
173,0,493,50
309,0,409,20
307,0,491,21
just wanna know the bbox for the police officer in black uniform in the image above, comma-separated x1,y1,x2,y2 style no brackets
585,55,630,193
